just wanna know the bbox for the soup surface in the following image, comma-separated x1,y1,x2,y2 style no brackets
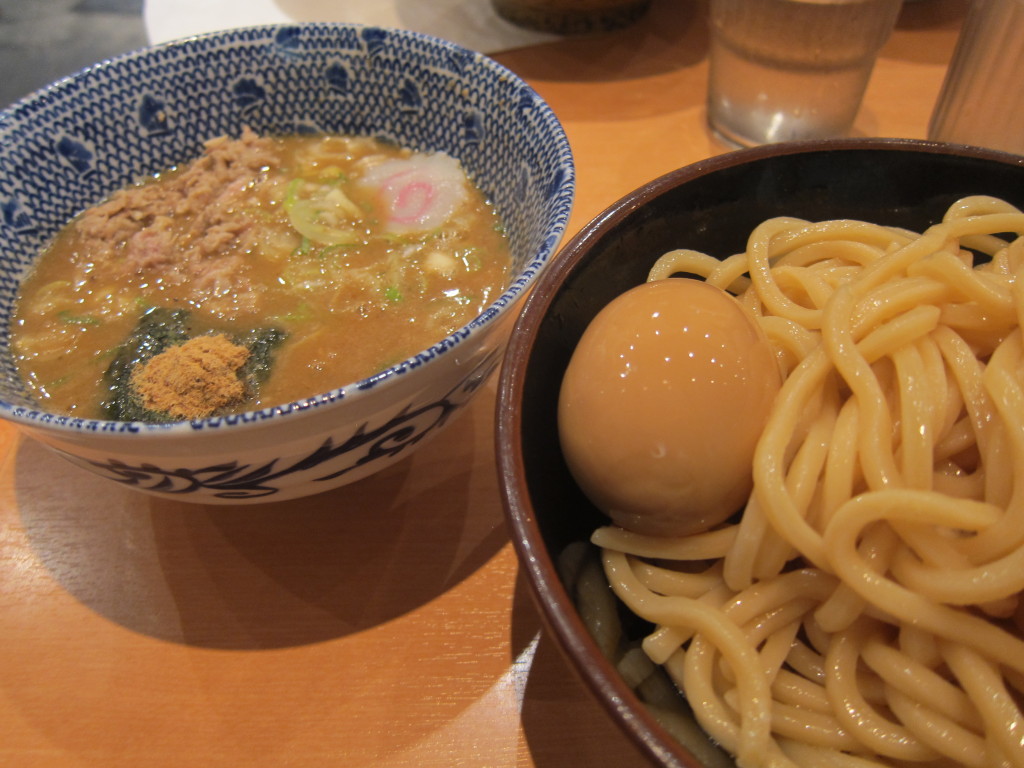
11,129,510,421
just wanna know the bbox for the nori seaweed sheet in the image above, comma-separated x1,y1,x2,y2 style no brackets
101,307,286,423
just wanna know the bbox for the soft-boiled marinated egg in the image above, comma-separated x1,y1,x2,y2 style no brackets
558,278,782,537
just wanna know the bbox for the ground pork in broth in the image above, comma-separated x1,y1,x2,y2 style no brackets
11,128,511,420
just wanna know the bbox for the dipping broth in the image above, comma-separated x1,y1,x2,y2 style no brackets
11,129,511,421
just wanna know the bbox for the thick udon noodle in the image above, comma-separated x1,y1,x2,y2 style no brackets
580,195,1024,767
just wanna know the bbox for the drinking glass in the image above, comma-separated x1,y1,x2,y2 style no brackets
707,0,903,147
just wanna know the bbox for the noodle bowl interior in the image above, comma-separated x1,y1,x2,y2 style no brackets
558,195,1024,767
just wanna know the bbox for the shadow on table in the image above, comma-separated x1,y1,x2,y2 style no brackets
891,0,969,65
14,398,507,650
510,571,661,768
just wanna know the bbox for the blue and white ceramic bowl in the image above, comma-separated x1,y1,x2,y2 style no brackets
0,23,574,503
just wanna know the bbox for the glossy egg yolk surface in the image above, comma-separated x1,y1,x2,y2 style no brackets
557,278,782,537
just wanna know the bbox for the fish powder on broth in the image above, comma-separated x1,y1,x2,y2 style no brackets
11,129,511,419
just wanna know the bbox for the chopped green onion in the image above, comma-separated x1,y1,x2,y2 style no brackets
292,236,313,257
320,170,348,184
315,244,345,260
283,178,303,211
287,199,360,246
57,310,101,326
283,176,363,246
277,302,315,323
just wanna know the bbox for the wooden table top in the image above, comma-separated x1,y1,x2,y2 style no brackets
0,1,969,766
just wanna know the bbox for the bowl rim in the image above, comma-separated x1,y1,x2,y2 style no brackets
0,20,576,437
496,136,1024,768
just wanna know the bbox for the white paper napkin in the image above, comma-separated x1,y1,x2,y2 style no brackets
143,0,561,53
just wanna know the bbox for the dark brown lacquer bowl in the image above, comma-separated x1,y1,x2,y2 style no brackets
494,138,1024,768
